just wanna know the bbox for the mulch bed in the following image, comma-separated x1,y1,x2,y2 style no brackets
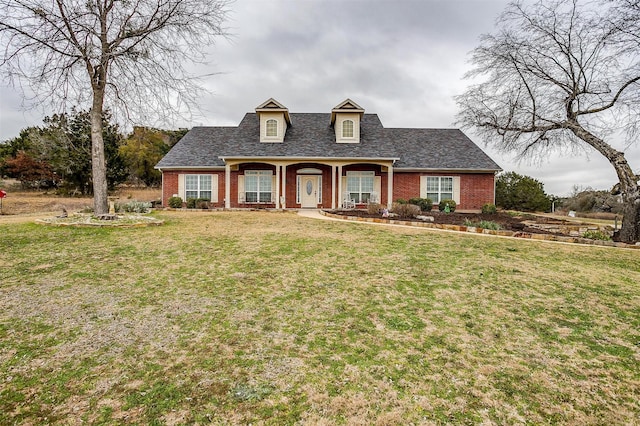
331,210,593,236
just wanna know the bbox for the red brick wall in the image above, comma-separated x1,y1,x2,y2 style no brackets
161,170,225,207
393,172,495,211
162,168,495,210
161,171,179,205
459,174,496,210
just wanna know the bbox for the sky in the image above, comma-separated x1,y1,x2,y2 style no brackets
1,0,638,197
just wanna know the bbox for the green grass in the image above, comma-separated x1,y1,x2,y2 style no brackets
1,211,639,424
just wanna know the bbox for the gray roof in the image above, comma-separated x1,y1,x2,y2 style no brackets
155,112,501,171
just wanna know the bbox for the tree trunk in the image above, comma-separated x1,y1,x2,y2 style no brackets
569,122,639,243
617,188,640,243
90,89,108,215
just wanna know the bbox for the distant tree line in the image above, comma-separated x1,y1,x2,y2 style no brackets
562,186,624,215
0,109,187,193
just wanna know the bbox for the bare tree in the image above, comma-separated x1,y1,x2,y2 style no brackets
456,0,640,243
0,0,230,215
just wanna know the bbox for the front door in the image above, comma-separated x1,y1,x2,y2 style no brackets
300,175,319,208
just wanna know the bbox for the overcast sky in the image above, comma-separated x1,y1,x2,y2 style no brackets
1,0,638,196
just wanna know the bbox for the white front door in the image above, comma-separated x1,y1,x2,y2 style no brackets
300,175,319,208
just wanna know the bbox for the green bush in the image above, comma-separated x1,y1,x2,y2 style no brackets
439,199,456,212
464,219,501,230
496,171,551,212
407,197,433,212
391,202,421,218
582,230,611,241
395,198,407,205
482,203,497,214
168,196,183,208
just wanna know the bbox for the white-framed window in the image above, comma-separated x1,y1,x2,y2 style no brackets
266,119,278,137
342,119,354,138
185,174,212,200
346,171,374,203
245,170,272,203
426,176,453,202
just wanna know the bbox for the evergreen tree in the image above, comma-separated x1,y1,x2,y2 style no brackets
496,172,552,212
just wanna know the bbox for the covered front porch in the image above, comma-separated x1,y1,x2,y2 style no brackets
220,157,397,210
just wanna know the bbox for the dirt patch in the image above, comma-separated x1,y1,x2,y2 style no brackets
0,188,161,223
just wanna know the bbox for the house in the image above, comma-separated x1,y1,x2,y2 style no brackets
155,99,501,211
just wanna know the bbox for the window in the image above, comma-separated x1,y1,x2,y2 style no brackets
346,171,374,203
266,119,278,137
342,119,354,138
426,176,453,202
185,174,212,200
245,170,272,203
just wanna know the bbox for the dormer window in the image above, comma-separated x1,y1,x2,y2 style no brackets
331,99,364,143
266,119,278,137
255,98,291,143
342,120,354,138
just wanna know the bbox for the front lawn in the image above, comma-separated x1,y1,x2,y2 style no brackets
1,211,638,424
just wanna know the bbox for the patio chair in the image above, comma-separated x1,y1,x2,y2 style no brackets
342,192,355,209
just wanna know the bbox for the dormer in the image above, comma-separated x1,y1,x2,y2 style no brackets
331,99,365,143
255,98,291,143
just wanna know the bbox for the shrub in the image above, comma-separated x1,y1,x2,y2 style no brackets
482,203,497,214
367,202,383,215
582,230,611,241
168,196,183,208
407,197,433,212
439,199,456,212
115,201,151,213
186,198,210,209
496,171,552,212
196,199,210,209
464,219,501,230
391,202,421,218
395,198,407,204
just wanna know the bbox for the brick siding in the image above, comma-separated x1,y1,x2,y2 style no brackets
161,167,495,210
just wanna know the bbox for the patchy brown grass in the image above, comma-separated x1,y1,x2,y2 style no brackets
0,188,160,217
1,210,639,424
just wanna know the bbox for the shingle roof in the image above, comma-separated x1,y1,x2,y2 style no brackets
155,112,501,171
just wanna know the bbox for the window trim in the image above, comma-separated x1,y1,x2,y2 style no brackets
342,119,354,138
265,119,278,137
424,176,454,203
346,171,375,204
185,174,213,200
244,170,273,203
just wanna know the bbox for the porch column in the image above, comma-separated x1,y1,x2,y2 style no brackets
275,164,281,209
387,164,394,209
331,165,336,209
337,165,343,208
282,164,287,208
225,163,231,209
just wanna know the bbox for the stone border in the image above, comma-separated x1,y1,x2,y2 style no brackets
35,215,163,228
321,211,640,249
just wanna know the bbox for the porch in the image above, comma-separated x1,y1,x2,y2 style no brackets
220,158,396,210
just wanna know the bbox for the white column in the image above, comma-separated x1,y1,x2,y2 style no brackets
331,165,336,209
387,164,394,209
225,163,231,209
337,165,343,209
275,164,281,209
282,164,287,208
